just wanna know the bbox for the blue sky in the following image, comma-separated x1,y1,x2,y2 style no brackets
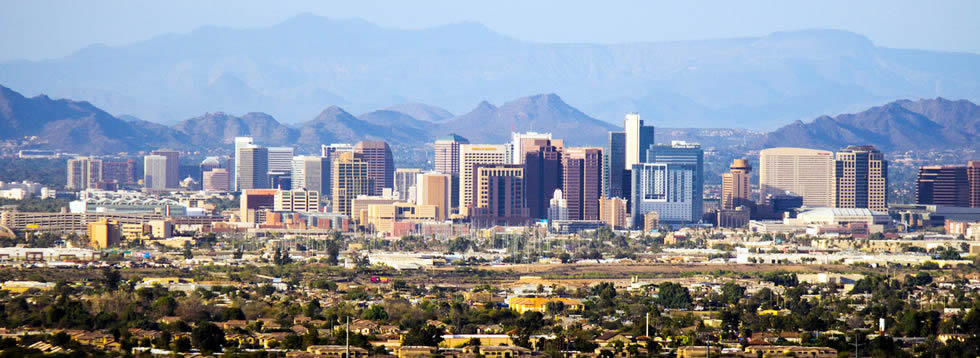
1,0,978,62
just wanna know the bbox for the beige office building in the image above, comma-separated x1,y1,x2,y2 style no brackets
331,152,371,216
458,144,508,209
759,147,835,208
365,202,439,235
416,172,451,221
67,157,102,190
274,189,320,212
599,197,628,229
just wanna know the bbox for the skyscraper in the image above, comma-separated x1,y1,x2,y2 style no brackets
969,161,980,208
292,156,330,197
469,164,529,227
434,134,469,175
916,166,969,207
321,143,354,161
395,168,421,202
458,144,508,209
332,152,371,216
354,141,394,196
102,160,135,185
600,197,628,229
606,131,627,199
416,172,451,221
267,147,294,174
624,113,655,169
833,145,888,211
233,137,254,191
631,141,704,227
562,147,603,221
238,146,269,190
66,157,102,190
510,132,555,164
151,149,180,189
523,140,563,219
759,147,835,208
143,155,169,190
722,159,753,210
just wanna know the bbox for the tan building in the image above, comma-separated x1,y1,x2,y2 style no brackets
416,172,451,221
67,157,102,190
834,145,888,211
458,144,508,209
351,196,401,225
274,189,320,212
365,202,439,235
599,197,628,229
202,168,230,192
722,159,752,209
88,218,121,248
148,220,173,239
760,147,835,207
644,212,659,232
434,134,469,175
332,152,371,216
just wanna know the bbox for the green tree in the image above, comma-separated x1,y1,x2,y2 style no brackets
191,322,226,353
362,305,388,321
182,241,193,260
402,325,444,347
657,282,692,309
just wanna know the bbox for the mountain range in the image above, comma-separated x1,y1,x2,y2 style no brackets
0,14,977,129
2,84,977,155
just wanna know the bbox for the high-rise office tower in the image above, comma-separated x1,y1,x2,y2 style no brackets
562,147,603,221
969,161,980,208
606,132,627,199
434,134,469,175
203,168,230,192
332,152,371,216
67,157,103,190
150,149,180,189
321,143,354,161
511,132,556,164
150,150,179,189
833,145,888,211
354,141,394,196
624,113,655,169
143,155,169,190
267,147,294,174
722,159,753,210
916,166,969,207
416,172,451,221
395,168,421,202
101,160,135,185
458,144,508,209
292,156,329,197
759,147,835,208
238,146,269,190
469,164,529,227
523,141,563,219
233,137,254,191
631,141,704,227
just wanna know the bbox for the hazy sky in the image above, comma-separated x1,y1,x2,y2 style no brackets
2,0,979,62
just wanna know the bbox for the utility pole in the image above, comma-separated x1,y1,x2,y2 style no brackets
346,316,350,358
646,312,650,338
853,332,862,358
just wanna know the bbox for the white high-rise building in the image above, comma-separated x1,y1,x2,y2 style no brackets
548,189,568,222
759,147,835,208
233,137,253,191
267,147,294,174
321,143,354,161
624,113,655,169
143,155,169,190
510,132,553,164
395,168,421,202
292,156,329,197
458,144,508,209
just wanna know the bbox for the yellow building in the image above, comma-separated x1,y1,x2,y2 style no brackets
332,152,371,216
88,218,121,248
508,297,583,314
121,223,149,242
744,346,837,358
